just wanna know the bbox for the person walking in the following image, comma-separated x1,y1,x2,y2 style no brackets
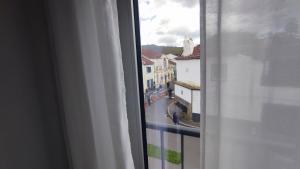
167,82,172,99
172,112,178,125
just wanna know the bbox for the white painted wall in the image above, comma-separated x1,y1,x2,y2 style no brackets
175,84,192,103
142,65,154,91
176,60,200,86
150,55,171,87
192,90,201,114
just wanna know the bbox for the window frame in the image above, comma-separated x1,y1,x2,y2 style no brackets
146,66,151,73
117,0,205,169
116,0,148,168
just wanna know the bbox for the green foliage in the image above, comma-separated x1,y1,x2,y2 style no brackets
162,47,183,56
147,144,182,165
142,45,183,55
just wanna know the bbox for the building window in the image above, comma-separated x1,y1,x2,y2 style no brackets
146,67,151,73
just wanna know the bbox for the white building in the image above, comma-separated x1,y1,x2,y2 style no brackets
176,59,200,86
174,38,201,122
142,49,176,88
142,56,155,92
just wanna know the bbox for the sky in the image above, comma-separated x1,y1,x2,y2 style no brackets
138,0,200,47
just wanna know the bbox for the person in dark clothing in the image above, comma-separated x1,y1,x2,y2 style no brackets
167,82,172,99
172,112,178,125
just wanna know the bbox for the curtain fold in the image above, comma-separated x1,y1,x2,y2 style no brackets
47,0,135,169
203,0,300,169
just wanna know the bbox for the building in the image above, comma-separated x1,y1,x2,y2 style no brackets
142,49,176,88
142,56,155,92
168,59,177,81
174,38,201,122
165,54,177,81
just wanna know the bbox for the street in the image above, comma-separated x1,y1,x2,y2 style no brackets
145,95,200,169
145,94,173,125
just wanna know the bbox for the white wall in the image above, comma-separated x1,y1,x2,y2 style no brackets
175,84,192,103
192,90,201,114
142,65,154,91
176,60,200,86
151,56,169,86
175,85,201,114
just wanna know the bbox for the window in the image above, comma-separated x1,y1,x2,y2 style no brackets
146,67,152,73
135,0,201,169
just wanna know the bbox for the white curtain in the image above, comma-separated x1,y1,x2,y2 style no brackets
48,0,135,169
203,0,300,169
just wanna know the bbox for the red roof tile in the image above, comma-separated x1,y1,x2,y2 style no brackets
192,44,200,58
142,56,154,65
142,48,162,59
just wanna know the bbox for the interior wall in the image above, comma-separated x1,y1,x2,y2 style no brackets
0,0,69,169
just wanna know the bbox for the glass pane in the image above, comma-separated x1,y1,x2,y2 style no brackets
204,0,300,169
137,1,201,168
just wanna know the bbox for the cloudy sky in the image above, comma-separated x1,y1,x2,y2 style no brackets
138,0,200,47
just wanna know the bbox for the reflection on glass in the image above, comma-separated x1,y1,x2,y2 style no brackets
205,0,300,169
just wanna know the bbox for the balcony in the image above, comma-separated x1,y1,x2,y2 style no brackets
146,121,200,169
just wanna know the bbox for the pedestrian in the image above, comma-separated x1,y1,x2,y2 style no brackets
172,112,178,125
167,82,172,99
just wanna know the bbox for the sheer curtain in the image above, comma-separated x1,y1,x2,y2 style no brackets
203,0,300,169
47,0,135,169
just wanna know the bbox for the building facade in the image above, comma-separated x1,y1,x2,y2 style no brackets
142,56,155,92
142,49,176,88
174,39,201,122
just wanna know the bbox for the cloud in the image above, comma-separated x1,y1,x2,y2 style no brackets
159,19,170,26
153,0,166,7
139,0,200,46
172,0,198,8
158,36,177,45
141,15,157,21
156,31,165,35
168,26,200,39
152,0,198,8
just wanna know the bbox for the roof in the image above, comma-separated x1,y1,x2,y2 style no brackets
141,48,162,59
165,54,178,60
175,44,200,60
142,56,154,65
192,44,200,58
168,59,176,65
174,81,200,90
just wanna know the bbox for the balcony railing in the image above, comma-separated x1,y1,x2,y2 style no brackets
146,121,200,169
